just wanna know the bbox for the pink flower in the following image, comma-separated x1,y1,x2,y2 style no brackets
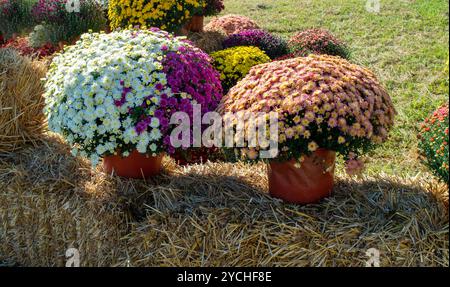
345,158,365,176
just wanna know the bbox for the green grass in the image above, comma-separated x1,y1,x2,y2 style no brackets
214,0,449,177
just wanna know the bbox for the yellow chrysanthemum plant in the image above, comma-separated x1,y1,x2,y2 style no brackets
211,46,271,93
218,55,396,176
108,0,206,33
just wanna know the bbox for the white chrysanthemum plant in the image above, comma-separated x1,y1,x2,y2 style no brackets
43,28,220,168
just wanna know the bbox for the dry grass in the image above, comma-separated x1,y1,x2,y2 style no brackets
187,31,227,54
0,48,47,153
0,133,447,267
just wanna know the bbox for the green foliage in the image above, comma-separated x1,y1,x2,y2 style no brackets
430,56,449,95
0,0,36,39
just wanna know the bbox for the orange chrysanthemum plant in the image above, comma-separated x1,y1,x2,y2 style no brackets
418,104,449,184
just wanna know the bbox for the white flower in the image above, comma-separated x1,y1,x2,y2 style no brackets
150,128,162,140
43,29,192,167
150,117,160,128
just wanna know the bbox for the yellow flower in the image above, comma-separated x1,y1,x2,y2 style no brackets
303,130,311,139
308,141,318,152
109,0,205,32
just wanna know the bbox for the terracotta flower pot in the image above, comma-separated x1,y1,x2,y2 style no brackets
183,15,204,33
268,149,336,204
103,150,164,179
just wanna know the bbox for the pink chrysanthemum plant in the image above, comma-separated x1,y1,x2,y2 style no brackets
218,54,396,176
204,14,260,36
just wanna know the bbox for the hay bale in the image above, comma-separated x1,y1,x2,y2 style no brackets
0,136,448,266
0,48,47,153
186,31,226,54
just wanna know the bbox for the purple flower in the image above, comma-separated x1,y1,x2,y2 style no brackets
168,97,178,107
159,118,169,128
154,109,164,118
162,45,223,114
135,120,148,134
159,98,168,108
223,29,289,59
163,136,171,145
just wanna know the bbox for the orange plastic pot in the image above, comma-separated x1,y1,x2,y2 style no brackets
268,149,336,204
183,16,204,33
103,150,164,179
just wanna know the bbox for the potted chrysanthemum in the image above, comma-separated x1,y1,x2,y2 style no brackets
108,0,206,35
183,0,225,33
222,29,289,60
285,28,350,60
218,54,396,204
44,28,222,178
204,14,260,36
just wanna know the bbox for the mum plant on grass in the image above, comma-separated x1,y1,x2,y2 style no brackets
418,104,449,184
288,28,350,59
108,0,206,33
223,29,289,60
211,46,271,93
218,55,396,204
43,29,222,177
204,14,260,36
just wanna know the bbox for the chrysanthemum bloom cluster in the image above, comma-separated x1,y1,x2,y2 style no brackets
108,0,205,33
288,28,350,59
223,29,289,60
198,0,224,16
418,104,449,183
31,0,107,44
186,30,226,53
44,29,221,166
0,0,34,39
162,45,223,114
211,46,271,93
204,14,260,36
0,36,57,58
32,0,66,23
218,55,396,174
